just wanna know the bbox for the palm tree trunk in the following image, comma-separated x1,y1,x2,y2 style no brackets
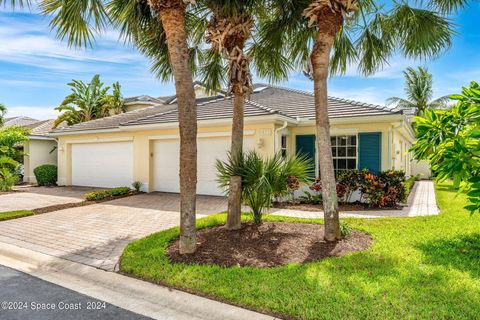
310,9,343,241
156,3,198,254
226,92,245,230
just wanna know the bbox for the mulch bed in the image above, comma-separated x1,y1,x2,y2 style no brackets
167,222,372,268
273,202,404,212
32,192,140,215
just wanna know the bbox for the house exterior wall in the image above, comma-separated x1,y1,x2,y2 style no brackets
56,122,276,192
56,116,415,192
23,139,58,183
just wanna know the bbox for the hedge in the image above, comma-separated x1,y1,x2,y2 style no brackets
85,187,131,201
33,164,57,186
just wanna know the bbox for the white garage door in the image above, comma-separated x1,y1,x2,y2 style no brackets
153,136,254,196
71,142,134,188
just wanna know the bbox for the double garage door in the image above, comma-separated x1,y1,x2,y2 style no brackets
70,136,253,196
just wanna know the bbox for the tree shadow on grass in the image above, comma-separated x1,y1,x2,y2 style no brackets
416,233,480,278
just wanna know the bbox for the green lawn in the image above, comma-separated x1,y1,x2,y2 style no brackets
0,210,34,221
121,183,480,320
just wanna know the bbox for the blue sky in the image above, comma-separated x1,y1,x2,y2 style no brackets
0,4,479,120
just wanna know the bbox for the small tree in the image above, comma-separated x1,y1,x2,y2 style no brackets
387,67,450,116
0,126,30,162
411,81,480,213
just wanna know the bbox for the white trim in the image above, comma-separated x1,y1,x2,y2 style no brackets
28,135,56,141
65,137,134,144
148,130,256,140
297,114,406,126
49,128,122,137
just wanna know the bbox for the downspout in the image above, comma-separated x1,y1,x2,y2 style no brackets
274,121,288,153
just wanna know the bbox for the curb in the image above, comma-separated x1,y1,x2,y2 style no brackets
0,242,277,320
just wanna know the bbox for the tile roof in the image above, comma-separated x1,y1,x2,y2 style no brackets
52,85,403,134
4,116,39,127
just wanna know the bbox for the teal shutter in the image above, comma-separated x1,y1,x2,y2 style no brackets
359,132,382,173
296,135,315,167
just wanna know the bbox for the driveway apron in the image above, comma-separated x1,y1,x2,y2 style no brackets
0,193,227,271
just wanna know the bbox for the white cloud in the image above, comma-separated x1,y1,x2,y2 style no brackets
6,106,58,120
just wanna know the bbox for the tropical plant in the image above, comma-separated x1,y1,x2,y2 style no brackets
411,81,480,214
256,0,466,240
0,103,6,126
107,82,127,115
0,167,19,191
387,67,450,116
4,0,201,253
217,151,313,223
0,125,30,162
132,181,143,192
53,75,125,128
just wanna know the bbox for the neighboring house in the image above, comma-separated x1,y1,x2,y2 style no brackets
50,85,415,195
22,120,58,183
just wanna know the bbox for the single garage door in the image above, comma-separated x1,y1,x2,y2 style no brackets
71,142,134,188
153,136,254,196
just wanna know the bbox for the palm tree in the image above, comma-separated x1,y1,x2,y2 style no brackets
201,0,255,230
54,75,111,127
257,0,467,241
5,0,199,253
0,103,6,126
387,67,450,116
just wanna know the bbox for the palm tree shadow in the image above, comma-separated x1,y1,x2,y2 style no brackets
416,233,480,278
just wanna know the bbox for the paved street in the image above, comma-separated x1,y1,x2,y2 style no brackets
0,265,150,320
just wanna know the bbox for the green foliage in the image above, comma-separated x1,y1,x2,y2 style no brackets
85,187,131,201
360,170,407,208
33,164,58,187
256,0,465,80
411,81,480,213
387,67,450,116
132,181,143,192
299,190,322,204
53,75,125,128
217,151,313,223
340,222,352,237
120,183,480,320
0,126,30,162
0,103,6,126
0,167,19,191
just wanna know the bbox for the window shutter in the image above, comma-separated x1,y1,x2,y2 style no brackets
359,132,382,173
295,135,315,166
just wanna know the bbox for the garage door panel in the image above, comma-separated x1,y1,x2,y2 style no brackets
71,142,133,188
153,136,254,196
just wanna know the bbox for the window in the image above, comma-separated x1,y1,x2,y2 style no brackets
281,135,287,158
331,135,357,175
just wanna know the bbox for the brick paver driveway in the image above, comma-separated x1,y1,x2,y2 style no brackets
0,193,227,271
0,187,93,212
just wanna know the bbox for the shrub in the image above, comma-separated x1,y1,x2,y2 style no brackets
360,170,407,208
340,222,352,237
337,170,361,202
85,187,131,201
217,151,313,224
132,181,143,192
307,178,347,203
0,167,19,191
34,164,58,186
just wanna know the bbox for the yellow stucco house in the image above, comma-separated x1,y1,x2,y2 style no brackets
47,84,415,195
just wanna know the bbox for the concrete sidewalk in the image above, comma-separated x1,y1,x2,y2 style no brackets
0,242,276,320
271,181,440,219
